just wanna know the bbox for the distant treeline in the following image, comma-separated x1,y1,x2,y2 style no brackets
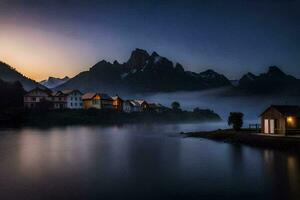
0,79,25,109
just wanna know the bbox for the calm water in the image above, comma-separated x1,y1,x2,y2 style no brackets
0,123,299,200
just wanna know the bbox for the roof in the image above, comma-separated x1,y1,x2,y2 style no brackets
135,100,147,105
52,91,67,97
82,92,98,100
112,95,123,101
99,93,112,100
123,100,134,106
261,105,300,117
61,89,82,95
130,100,140,107
25,87,52,96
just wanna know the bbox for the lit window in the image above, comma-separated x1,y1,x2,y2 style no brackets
287,116,293,123
287,116,296,127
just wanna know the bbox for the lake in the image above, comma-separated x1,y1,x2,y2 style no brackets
0,123,299,200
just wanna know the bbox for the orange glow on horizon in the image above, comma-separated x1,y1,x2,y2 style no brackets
0,23,97,81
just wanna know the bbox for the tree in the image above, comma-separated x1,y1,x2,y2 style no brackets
171,101,181,111
228,112,244,131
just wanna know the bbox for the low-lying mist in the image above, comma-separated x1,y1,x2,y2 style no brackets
128,88,300,124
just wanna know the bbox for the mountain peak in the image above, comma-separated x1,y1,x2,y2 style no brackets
175,63,185,72
201,69,217,74
126,48,150,69
40,76,70,89
199,69,222,79
267,66,285,76
151,51,159,57
241,72,257,81
97,60,110,65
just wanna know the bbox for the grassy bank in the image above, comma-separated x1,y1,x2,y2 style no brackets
184,129,300,151
0,108,221,127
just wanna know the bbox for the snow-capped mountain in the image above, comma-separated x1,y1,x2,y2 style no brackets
40,76,70,89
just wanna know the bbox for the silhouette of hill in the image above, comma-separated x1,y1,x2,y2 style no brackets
0,61,44,91
57,48,231,93
237,66,300,96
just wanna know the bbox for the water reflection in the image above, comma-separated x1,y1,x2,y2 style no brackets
262,150,300,200
0,124,299,200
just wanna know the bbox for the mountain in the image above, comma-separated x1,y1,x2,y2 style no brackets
40,76,69,89
237,66,300,95
0,61,44,91
57,48,232,93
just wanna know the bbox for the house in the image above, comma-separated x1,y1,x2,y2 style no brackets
99,93,114,109
112,95,123,111
135,100,149,111
123,100,135,113
123,100,149,113
24,87,53,109
61,90,83,109
82,93,101,109
52,91,67,109
261,105,300,135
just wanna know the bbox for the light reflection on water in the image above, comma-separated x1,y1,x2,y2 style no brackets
0,123,299,200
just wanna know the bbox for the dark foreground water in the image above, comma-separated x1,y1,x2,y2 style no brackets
0,123,299,200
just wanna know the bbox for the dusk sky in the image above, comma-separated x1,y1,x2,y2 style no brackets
0,0,299,81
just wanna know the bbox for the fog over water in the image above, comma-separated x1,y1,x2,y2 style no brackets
1,90,300,199
129,89,300,125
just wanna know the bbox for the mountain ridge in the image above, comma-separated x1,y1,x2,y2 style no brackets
40,76,70,88
57,48,232,93
0,61,44,91
1,49,300,96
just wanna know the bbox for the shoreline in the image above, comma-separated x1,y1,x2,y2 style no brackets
0,109,221,128
183,129,300,151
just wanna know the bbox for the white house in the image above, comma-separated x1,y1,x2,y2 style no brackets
61,90,83,109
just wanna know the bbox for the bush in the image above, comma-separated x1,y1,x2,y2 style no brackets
171,101,181,111
228,112,244,131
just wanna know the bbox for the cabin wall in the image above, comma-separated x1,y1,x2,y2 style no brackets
101,99,114,109
83,98,101,109
261,107,286,135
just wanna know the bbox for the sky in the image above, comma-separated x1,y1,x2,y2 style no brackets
0,0,299,81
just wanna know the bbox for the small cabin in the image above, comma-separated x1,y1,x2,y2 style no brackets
24,87,53,109
112,95,123,111
99,93,114,109
134,100,149,111
260,105,300,135
82,93,101,109
52,91,68,109
122,100,149,113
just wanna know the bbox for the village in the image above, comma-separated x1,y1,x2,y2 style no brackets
23,87,168,113
23,88,300,136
